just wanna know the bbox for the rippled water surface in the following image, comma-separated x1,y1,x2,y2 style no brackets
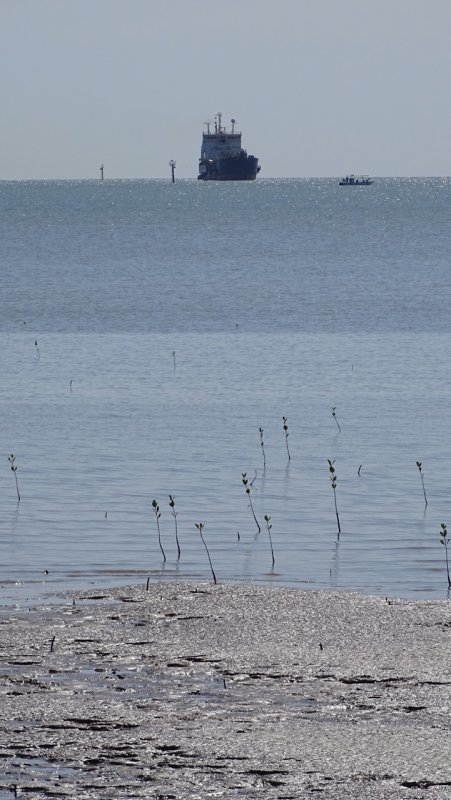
1,178,450,601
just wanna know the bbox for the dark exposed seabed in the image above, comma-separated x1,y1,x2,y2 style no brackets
0,582,450,798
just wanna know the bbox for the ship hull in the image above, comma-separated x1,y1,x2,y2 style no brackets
198,155,260,181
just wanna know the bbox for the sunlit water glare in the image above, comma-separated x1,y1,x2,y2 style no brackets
1,179,450,602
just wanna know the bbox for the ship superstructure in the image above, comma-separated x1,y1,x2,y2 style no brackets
198,113,260,181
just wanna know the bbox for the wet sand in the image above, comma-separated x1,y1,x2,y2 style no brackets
0,582,450,799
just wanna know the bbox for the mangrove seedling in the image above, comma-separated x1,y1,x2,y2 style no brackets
152,499,166,563
282,416,291,461
439,523,451,589
168,494,181,560
327,459,341,538
332,407,341,433
264,514,275,568
8,454,20,502
241,472,261,533
416,461,428,507
259,427,266,469
196,522,217,584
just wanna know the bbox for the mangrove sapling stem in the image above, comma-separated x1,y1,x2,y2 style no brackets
282,416,291,461
196,523,217,584
152,499,166,563
168,495,180,560
439,523,451,589
259,427,266,469
8,454,20,502
332,407,341,433
241,472,261,533
416,461,428,507
327,459,341,538
264,514,275,568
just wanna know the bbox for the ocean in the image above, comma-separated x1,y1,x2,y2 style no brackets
1,177,450,603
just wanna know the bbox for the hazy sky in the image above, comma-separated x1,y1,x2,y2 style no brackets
1,0,451,178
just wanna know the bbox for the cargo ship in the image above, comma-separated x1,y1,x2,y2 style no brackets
198,113,261,181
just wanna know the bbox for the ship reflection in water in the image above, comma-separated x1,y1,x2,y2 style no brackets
198,112,261,181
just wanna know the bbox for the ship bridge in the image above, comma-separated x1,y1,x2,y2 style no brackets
201,114,243,161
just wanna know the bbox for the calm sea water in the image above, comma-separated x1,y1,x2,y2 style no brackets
1,178,450,603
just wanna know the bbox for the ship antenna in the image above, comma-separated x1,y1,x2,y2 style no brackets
217,111,222,133
203,120,211,134
231,118,236,134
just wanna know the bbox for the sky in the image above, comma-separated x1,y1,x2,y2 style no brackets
1,0,451,179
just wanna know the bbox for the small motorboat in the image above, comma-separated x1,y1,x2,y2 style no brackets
339,174,373,186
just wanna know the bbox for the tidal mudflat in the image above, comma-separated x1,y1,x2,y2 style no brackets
0,582,450,799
